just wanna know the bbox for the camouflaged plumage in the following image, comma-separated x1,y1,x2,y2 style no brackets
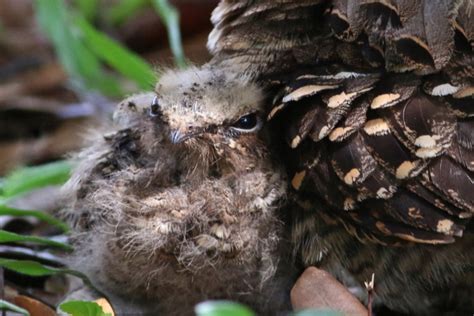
207,0,474,314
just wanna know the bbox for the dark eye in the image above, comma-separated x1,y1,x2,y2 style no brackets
149,96,161,117
231,113,261,132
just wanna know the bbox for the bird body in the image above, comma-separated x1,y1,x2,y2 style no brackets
61,68,294,315
206,0,474,314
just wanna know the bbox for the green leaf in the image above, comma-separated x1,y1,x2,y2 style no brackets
195,301,255,316
0,204,69,232
34,0,123,96
0,230,72,251
60,301,112,316
105,0,148,25
0,258,101,293
1,160,71,198
75,16,156,90
293,310,344,316
151,0,186,68
0,299,30,316
75,0,99,21
0,258,60,277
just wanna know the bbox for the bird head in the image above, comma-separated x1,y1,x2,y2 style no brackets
113,67,278,182
152,66,264,143
113,66,273,179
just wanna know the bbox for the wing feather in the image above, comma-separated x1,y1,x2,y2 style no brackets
209,0,473,244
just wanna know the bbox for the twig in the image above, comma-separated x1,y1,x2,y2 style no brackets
364,273,375,316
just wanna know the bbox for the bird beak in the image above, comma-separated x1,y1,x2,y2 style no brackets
169,129,202,144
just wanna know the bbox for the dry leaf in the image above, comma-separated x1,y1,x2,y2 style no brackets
14,295,56,316
94,298,115,316
291,267,368,316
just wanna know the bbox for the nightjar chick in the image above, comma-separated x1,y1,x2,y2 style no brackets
60,67,294,315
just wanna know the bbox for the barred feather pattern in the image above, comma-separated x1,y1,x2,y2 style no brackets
208,0,474,313
210,0,473,84
270,66,473,245
209,0,474,244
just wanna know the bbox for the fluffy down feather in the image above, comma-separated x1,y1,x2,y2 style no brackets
60,68,294,315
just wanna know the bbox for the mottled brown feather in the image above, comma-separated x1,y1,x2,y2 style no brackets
206,0,474,313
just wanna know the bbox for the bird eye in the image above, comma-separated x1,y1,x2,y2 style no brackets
231,113,261,133
149,96,161,117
